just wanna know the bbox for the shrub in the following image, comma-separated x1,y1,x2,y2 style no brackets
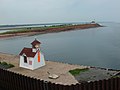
7,64,14,68
1,62,8,65
0,61,14,69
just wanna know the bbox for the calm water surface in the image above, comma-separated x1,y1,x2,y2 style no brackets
0,22,120,69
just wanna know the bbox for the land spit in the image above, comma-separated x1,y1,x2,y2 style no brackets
0,23,101,39
0,52,88,85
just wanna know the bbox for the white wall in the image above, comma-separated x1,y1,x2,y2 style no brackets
19,51,45,70
33,52,45,70
19,56,34,70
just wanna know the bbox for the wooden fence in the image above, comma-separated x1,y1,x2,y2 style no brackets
0,68,120,90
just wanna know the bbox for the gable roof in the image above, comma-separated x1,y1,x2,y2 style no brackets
19,47,37,57
31,39,41,46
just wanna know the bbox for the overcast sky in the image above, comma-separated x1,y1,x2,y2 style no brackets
0,0,120,25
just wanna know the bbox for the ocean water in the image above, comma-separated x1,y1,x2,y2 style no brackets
0,22,120,69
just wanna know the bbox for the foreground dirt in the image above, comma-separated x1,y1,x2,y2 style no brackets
0,52,88,85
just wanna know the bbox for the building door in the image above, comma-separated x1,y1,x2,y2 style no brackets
24,56,27,63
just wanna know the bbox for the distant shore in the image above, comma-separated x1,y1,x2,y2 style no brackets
0,23,102,39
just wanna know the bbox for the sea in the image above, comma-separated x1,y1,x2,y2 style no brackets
0,22,120,70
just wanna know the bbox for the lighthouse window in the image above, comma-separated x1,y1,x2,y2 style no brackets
29,61,32,65
24,56,27,63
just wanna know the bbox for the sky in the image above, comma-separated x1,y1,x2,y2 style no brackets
0,0,120,25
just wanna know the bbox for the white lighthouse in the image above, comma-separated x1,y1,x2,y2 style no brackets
19,39,45,70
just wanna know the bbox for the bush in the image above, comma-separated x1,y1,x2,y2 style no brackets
1,62,8,65
0,61,14,69
7,64,14,68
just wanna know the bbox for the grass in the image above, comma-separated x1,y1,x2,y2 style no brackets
111,75,120,78
0,61,14,69
7,64,15,68
0,29,33,34
0,23,101,35
0,24,72,34
0,24,79,35
0,61,7,65
69,68,89,76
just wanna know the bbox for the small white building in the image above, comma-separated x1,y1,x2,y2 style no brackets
19,39,45,70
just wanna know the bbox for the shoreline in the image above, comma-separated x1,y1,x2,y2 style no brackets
0,23,102,39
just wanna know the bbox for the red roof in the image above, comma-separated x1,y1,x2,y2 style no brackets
19,47,37,57
31,39,41,46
